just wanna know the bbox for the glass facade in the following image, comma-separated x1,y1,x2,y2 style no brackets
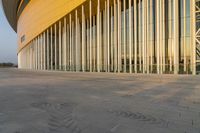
18,0,199,74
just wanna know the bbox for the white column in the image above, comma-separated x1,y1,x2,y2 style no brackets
174,0,179,74
142,0,145,73
59,21,62,70
156,0,160,74
36,38,37,70
35,39,37,70
134,0,137,73
87,19,90,71
78,18,81,71
38,37,41,70
160,0,163,74
41,34,43,70
97,0,100,72
64,17,67,71
107,0,110,72
54,24,57,70
99,12,102,71
44,32,46,70
104,1,107,72
162,0,165,73
183,0,187,72
169,1,172,72
123,0,126,73
139,0,142,72
72,21,74,71
150,0,153,73
47,29,49,70
69,14,72,71
82,6,86,72
146,0,149,74
111,6,114,71
114,0,117,72
75,10,79,72
118,0,122,73
67,24,69,70
191,0,196,75
50,27,53,70
40,35,42,70
90,0,92,72
37,37,40,70
129,0,132,73
93,16,96,71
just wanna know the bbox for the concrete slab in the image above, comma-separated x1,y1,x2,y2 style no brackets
0,68,200,133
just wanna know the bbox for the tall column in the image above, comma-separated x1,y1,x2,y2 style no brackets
36,38,38,70
160,0,163,74
139,0,142,72
38,37,41,70
47,29,49,70
169,1,172,72
39,35,41,70
44,32,46,70
150,0,153,73
174,0,179,74
69,14,72,71
99,12,102,71
54,24,57,70
75,10,80,72
50,27,53,70
162,0,166,73
37,37,40,70
82,6,86,72
64,17,67,71
191,0,196,75
134,0,137,73
97,0,100,72
183,0,187,72
59,21,62,70
107,0,110,72
72,21,74,71
156,0,160,74
111,6,114,71
90,0,92,72
114,0,117,72
142,0,145,73
104,1,107,72
146,0,149,74
78,18,81,71
123,0,126,73
35,39,37,70
129,0,132,73
118,0,122,73
93,16,96,72
41,34,43,70
41,35,42,70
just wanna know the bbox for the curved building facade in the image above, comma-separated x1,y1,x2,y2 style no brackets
2,0,200,74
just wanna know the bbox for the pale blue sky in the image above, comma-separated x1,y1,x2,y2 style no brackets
0,4,17,64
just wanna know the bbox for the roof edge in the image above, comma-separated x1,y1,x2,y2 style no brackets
1,0,21,32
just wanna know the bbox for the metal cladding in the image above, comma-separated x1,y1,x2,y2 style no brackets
2,0,200,74
1,0,20,31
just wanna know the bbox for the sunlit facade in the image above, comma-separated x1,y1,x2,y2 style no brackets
2,0,200,74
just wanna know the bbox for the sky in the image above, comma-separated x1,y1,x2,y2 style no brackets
0,3,17,64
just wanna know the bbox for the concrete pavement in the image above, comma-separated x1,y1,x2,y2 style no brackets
0,68,200,133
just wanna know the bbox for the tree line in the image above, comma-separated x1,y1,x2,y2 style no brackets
0,63,17,68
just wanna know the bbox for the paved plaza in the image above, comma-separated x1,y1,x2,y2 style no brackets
0,68,200,133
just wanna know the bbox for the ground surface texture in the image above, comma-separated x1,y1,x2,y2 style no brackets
0,68,200,133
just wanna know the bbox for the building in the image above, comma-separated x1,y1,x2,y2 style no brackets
2,0,200,74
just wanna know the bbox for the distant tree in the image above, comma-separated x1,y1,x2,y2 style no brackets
0,62,16,68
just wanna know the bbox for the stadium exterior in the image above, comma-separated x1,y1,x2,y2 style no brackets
2,0,200,74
